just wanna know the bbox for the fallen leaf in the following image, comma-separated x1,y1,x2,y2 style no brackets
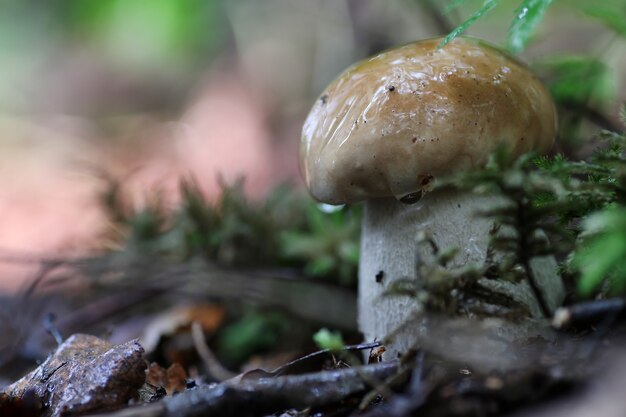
145,362,188,395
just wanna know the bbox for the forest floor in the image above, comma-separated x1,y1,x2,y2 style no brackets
0,253,623,417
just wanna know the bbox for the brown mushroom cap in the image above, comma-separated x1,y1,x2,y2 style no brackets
300,37,557,204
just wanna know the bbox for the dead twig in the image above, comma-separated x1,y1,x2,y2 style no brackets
260,341,381,378
42,313,64,346
552,298,626,329
89,361,399,417
191,321,236,382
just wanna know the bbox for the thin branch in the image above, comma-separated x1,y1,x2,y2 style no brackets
191,321,236,382
88,361,399,417
552,298,626,329
265,341,381,377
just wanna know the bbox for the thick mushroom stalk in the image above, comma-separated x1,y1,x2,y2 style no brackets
359,190,564,358
299,36,564,359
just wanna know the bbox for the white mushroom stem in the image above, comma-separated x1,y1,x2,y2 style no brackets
358,188,565,358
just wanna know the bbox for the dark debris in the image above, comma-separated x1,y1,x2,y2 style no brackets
2,334,146,417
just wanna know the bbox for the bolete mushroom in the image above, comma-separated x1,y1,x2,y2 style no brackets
300,37,565,357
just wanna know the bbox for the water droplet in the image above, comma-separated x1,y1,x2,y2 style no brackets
517,7,529,19
317,203,344,213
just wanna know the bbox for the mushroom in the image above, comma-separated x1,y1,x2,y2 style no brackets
300,37,564,357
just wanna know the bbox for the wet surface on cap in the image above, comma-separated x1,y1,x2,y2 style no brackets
300,37,556,204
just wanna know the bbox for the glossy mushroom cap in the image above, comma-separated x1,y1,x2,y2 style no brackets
300,37,557,204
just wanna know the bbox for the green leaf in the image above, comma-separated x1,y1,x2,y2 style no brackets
439,0,500,48
574,232,626,296
313,328,345,351
507,0,553,53
217,312,290,365
580,207,625,236
305,255,336,276
538,56,614,105
572,208,626,296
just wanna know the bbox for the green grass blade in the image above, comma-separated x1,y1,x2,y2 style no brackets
574,232,626,296
439,0,500,49
507,0,554,53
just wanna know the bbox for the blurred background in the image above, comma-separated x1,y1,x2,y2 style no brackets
0,0,625,292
